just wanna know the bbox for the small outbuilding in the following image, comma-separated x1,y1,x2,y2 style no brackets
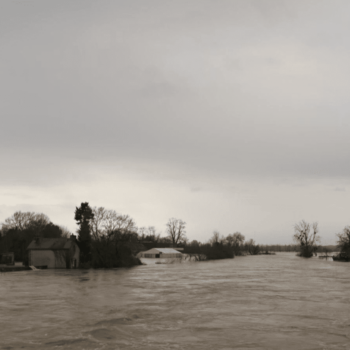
27,237,80,269
138,248,182,259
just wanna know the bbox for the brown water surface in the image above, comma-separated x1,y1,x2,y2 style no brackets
1,253,349,349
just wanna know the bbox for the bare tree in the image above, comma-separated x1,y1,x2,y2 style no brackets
166,218,186,246
293,220,320,257
226,232,245,246
88,207,139,267
91,207,137,239
209,231,222,246
109,214,137,233
1,211,50,232
1,211,34,231
244,239,260,255
226,232,245,255
138,226,160,242
90,207,108,239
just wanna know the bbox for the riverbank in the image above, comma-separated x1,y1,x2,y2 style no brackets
333,253,350,262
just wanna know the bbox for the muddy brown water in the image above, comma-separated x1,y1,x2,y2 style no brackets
1,253,349,350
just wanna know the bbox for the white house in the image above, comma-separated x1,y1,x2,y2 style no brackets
27,237,80,269
138,248,182,259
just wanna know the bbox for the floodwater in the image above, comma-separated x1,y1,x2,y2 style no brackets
1,253,349,350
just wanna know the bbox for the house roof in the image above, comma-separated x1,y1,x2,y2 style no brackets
27,238,76,251
143,248,182,254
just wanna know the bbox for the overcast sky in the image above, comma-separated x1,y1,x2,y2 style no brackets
1,0,350,244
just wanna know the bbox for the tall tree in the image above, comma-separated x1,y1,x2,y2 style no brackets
293,220,320,258
75,202,94,264
166,218,187,247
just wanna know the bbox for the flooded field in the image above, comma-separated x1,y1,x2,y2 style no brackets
1,253,349,350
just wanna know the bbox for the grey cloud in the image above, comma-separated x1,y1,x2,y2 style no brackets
1,0,350,183
334,187,346,192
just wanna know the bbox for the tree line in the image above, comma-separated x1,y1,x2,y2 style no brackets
2,207,349,267
184,231,261,260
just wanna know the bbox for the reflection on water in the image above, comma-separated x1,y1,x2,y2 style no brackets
1,253,349,350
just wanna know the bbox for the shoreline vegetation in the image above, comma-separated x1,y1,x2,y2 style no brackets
183,231,260,261
332,226,350,262
0,205,349,270
292,220,349,262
